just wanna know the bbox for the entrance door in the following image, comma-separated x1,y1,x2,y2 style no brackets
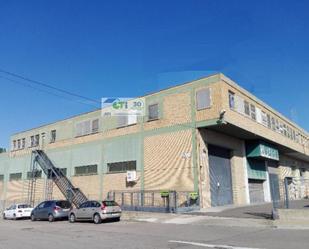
208,145,233,207
269,173,280,204
248,179,264,203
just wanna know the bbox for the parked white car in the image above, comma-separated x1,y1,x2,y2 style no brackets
3,204,33,220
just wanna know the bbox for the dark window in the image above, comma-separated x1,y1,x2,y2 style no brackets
196,88,211,110
75,165,98,176
244,101,250,116
228,91,235,109
148,103,159,120
107,161,136,173
92,119,99,133
59,168,67,176
0,175,4,181
13,140,16,150
9,173,22,181
27,170,42,179
17,139,21,149
271,117,276,131
50,130,56,143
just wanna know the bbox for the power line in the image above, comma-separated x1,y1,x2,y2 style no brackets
0,68,101,105
0,75,100,109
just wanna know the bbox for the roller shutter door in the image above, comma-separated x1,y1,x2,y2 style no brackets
249,179,264,203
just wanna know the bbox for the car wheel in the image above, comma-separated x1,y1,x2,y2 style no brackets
2,213,6,220
114,217,120,222
93,213,102,224
31,214,36,221
48,214,55,222
13,214,17,220
69,214,76,223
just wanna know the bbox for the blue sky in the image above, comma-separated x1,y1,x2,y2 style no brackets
0,0,308,148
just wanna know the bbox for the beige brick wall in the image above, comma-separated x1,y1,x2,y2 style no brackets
198,129,247,208
195,83,222,122
71,175,100,200
144,129,194,191
220,79,309,157
144,91,192,131
102,172,141,199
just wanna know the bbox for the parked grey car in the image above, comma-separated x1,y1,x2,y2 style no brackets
69,200,121,224
31,200,71,222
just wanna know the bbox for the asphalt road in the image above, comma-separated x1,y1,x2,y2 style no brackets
0,218,308,249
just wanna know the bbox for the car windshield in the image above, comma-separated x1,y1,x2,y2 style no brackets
102,201,118,207
55,201,71,209
18,204,31,209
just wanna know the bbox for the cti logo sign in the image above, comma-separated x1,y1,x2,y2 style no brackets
101,97,145,116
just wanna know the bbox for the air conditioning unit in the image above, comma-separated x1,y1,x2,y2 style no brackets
126,171,137,182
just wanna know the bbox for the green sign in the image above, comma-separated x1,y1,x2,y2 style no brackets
246,141,279,161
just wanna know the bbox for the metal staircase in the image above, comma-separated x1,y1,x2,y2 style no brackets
29,150,88,207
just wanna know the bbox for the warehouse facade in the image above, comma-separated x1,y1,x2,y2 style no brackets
0,73,309,209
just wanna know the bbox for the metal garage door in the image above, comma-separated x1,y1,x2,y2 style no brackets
208,145,233,207
249,179,264,203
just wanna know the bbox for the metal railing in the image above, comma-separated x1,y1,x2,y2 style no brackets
107,190,200,213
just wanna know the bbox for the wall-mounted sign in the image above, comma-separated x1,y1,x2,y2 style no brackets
246,141,279,161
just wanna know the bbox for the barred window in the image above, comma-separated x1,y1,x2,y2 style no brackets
148,103,159,120
75,165,98,176
107,161,136,173
9,173,22,181
196,88,211,110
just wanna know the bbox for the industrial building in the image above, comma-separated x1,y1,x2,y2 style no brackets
0,73,309,210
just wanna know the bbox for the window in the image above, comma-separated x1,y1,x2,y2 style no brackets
75,119,99,137
107,161,137,173
117,115,128,128
0,175,4,181
148,103,159,120
228,91,235,109
250,104,256,120
17,139,21,149
244,101,250,116
92,119,99,133
271,117,276,131
30,136,35,147
75,165,98,176
27,170,42,179
34,134,40,146
261,111,268,126
266,114,271,129
21,138,26,149
50,130,56,143
9,173,22,181
13,140,16,150
196,88,211,110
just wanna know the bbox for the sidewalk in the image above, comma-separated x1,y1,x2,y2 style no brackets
121,211,274,228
